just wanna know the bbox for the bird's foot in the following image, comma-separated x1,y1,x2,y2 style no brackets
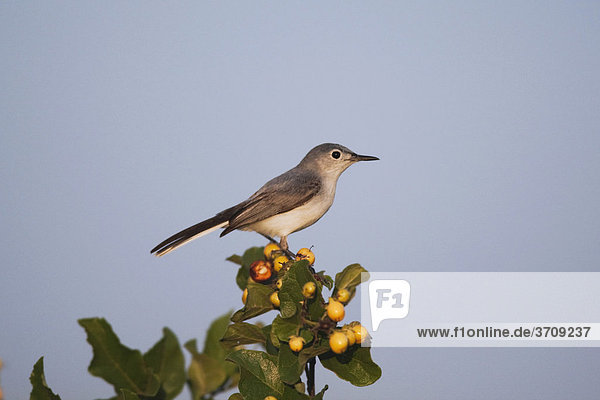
260,234,296,259
279,246,296,259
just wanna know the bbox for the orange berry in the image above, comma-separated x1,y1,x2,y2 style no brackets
249,260,273,282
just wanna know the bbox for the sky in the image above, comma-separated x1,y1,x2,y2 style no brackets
1,1,600,399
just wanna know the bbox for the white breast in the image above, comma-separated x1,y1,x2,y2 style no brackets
245,179,337,238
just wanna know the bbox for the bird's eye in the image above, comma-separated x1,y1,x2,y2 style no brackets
331,151,341,159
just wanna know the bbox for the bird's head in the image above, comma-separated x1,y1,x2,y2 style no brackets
299,143,379,178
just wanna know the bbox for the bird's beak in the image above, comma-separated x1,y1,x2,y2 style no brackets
352,153,380,162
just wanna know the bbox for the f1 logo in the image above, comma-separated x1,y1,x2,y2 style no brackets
369,280,411,331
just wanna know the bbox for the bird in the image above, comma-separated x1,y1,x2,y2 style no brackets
151,143,379,256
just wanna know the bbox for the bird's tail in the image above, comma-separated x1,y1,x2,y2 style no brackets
151,205,240,256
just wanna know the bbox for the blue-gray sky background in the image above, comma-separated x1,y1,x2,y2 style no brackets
2,1,599,399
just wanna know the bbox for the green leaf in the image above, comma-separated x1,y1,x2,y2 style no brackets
277,342,303,384
333,264,369,303
78,318,160,397
316,271,334,290
227,350,284,399
228,254,248,290
241,246,265,268
231,282,274,322
279,260,315,319
334,264,368,291
221,322,267,348
29,357,61,400
226,254,243,265
282,385,312,400
299,329,314,345
262,324,280,355
203,311,232,361
294,381,305,394
183,338,199,355
185,311,244,399
271,314,300,343
236,266,250,290
314,385,329,400
297,341,329,369
319,346,381,387
143,327,186,400
284,261,325,322
273,337,328,390
117,389,140,400
204,311,239,377
188,353,227,399
228,394,244,400
185,339,227,399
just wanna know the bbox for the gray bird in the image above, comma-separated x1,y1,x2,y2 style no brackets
151,143,378,256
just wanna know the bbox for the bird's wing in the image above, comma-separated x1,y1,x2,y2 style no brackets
221,170,321,236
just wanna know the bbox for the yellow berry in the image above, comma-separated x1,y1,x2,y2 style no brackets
264,396,278,400
302,282,317,298
352,323,369,344
264,243,281,260
269,291,280,307
242,288,248,304
329,331,349,354
343,327,356,346
276,278,283,289
288,336,305,352
336,288,351,303
327,298,345,322
273,255,289,272
296,248,315,265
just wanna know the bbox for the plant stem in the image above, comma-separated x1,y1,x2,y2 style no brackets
306,357,316,396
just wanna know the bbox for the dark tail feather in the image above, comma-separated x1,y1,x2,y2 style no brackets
151,205,240,256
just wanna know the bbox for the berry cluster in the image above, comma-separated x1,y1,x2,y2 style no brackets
242,244,370,358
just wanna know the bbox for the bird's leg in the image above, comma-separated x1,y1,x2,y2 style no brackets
279,236,288,251
278,236,296,259
259,235,315,275
260,234,295,258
